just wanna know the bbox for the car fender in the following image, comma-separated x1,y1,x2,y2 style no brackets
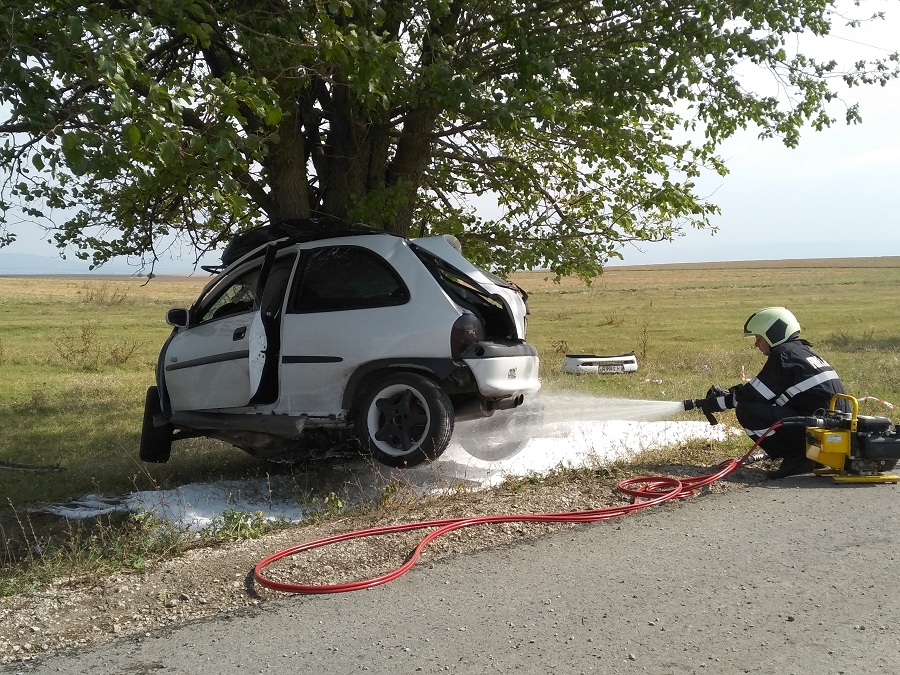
341,358,470,411
155,330,178,417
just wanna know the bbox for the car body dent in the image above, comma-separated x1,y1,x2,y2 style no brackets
411,235,529,340
151,227,541,465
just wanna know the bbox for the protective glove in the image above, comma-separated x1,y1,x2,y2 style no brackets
705,385,736,411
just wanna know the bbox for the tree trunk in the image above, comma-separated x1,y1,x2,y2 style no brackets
385,0,462,236
387,106,439,237
319,83,369,221
270,103,311,222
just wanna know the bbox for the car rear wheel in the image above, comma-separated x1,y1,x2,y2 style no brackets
356,373,453,468
140,386,174,463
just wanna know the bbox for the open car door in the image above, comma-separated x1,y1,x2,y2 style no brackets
163,247,281,411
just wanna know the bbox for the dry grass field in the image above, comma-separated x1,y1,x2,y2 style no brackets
2,257,899,595
519,257,900,401
3,258,900,501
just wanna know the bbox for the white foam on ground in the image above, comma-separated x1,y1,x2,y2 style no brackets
41,481,318,530
41,398,741,530
407,418,739,491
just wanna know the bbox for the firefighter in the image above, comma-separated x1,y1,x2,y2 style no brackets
705,307,847,479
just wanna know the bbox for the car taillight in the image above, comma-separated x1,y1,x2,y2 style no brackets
450,312,485,359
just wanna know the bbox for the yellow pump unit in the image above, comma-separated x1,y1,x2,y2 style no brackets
788,394,900,484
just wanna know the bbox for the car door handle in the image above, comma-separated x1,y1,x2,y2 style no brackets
233,327,246,341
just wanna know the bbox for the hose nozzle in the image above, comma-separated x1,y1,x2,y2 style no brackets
780,416,823,428
684,398,719,426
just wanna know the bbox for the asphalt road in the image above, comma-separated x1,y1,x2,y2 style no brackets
5,476,899,675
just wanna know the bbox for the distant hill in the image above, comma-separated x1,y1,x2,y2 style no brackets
0,251,197,276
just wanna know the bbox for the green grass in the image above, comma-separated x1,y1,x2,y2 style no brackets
2,259,900,593
0,276,261,505
518,258,900,409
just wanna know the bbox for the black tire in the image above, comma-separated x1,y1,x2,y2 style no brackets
356,373,454,468
140,386,174,463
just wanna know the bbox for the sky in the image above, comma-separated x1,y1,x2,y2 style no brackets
1,2,898,275
614,1,900,266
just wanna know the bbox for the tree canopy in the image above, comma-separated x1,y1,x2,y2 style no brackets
1,1,897,277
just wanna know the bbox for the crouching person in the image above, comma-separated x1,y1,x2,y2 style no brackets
706,307,846,480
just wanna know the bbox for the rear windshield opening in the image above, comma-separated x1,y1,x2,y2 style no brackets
417,254,518,341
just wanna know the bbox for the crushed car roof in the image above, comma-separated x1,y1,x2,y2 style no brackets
220,218,386,266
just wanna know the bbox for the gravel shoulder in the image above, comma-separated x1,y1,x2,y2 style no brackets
5,463,899,675
0,460,760,665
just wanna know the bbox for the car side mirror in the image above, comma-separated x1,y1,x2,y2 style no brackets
166,308,190,327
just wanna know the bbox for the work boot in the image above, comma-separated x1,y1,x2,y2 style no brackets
766,456,818,480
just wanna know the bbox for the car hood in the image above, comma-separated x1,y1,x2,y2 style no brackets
411,235,529,339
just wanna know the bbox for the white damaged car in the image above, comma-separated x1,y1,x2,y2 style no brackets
141,221,541,468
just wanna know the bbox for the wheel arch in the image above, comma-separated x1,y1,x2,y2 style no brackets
342,358,467,412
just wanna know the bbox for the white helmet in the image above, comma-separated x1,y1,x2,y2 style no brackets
743,307,801,347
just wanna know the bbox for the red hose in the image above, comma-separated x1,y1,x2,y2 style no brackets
254,426,776,594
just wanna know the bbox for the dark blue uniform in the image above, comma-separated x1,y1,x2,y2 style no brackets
733,338,846,461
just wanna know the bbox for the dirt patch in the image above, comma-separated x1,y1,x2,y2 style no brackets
0,462,766,664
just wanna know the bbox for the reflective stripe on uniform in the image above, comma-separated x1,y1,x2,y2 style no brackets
774,370,841,406
745,426,778,440
748,377,777,401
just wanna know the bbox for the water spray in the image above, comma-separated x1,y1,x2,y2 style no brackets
533,394,688,425
501,392,720,427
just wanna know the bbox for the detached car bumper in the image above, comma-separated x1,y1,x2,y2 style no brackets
461,341,541,397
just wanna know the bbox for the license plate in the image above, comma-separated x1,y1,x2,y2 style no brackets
598,365,624,373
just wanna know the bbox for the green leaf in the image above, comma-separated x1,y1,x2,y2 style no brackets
265,107,283,126
123,123,141,148
0,0,895,277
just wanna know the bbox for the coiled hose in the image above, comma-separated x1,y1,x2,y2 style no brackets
254,428,774,594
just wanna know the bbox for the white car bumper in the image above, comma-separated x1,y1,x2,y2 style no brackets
462,343,541,398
